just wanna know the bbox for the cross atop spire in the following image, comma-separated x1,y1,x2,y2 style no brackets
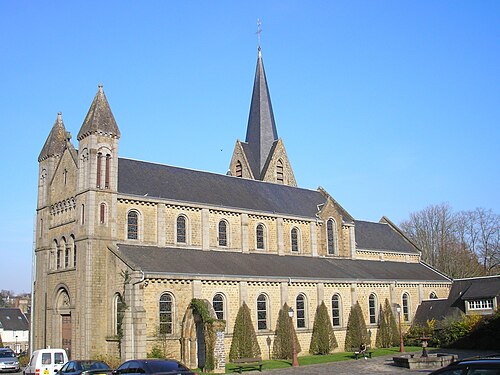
256,19,262,50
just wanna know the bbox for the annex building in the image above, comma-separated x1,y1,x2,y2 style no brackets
33,47,451,370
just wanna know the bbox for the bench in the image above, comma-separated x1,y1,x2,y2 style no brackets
230,357,263,373
353,350,373,359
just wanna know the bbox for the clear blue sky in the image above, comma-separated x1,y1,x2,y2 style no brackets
1,1,499,293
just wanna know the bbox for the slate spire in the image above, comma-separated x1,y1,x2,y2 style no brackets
244,47,279,178
77,84,120,141
38,112,68,162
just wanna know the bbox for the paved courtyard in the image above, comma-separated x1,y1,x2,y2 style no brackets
260,349,499,375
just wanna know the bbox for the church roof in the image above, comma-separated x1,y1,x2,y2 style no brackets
38,112,67,162
116,244,449,282
77,84,120,140
0,308,29,331
354,220,420,254
243,48,279,179
118,157,325,218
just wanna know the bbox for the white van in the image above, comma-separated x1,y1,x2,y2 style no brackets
24,349,68,375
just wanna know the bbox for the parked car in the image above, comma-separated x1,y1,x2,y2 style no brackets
112,359,196,375
56,361,112,375
429,356,500,374
0,348,20,373
24,349,68,375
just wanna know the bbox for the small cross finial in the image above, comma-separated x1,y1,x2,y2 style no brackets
256,19,262,49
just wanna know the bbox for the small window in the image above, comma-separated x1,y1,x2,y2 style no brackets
296,294,306,329
57,249,61,270
332,294,341,327
257,294,268,330
54,352,65,364
96,152,103,188
327,219,336,255
402,293,410,321
291,227,299,252
256,224,265,250
176,215,186,243
429,292,438,299
276,159,284,184
64,247,69,268
218,220,227,247
159,293,173,335
73,244,77,267
469,299,493,310
127,211,139,240
100,203,106,224
41,353,51,364
369,293,377,324
235,160,242,177
212,293,224,320
81,204,85,225
105,154,111,189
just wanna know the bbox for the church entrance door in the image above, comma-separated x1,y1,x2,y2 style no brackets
61,314,72,359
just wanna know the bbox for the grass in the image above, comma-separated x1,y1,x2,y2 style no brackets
223,346,425,373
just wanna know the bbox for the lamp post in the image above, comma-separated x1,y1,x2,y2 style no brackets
288,307,299,367
396,304,405,353
15,335,18,355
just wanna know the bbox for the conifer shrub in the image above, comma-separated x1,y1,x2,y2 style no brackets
344,301,369,350
309,301,338,355
272,303,302,359
376,299,400,348
229,302,261,361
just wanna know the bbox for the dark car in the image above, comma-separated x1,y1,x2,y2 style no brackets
429,356,500,375
113,359,196,375
57,360,112,375
0,348,20,373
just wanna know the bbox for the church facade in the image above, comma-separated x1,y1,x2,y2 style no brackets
33,47,451,369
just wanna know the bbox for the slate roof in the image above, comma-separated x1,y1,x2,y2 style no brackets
116,244,449,282
244,48,279,178
0,308,29,331
118,157,326,218
38,112,67,162
354,220,419,254
413,276,500,327
77,85,120,140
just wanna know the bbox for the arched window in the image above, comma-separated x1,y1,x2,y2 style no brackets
105,154,111,189
327,219,336,255
127,211,139,240
402,293,410,321
114,294,125,336
218,220,227,247
235,160,242,177
212,293,224,320
332,294,341,327
64,244,69,268
96,152,103,188
100,203,106,224
276,159,284,184
159,293,174,335
369,293,377,324
176,215,187,243
70,235,76,267
81,204,85,225
257,294,268,330
256,224,265,250
429,292,438,299
291,227,299,252
296,294,306,329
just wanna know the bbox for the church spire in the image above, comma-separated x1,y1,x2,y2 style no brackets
77,84,120,141
244,47,279,178
38,112,67,162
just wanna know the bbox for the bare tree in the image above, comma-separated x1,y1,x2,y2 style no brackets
400,204,497,278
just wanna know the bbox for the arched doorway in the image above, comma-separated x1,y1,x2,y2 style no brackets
180,300,217,370
55,288,72,359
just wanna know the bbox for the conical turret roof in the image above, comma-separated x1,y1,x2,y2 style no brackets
244,48,278,178
38,112,67,162
77,84,120,140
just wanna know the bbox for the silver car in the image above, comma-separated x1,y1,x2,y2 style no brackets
0,348,20,373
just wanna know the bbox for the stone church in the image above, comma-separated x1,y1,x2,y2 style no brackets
34,47,451,370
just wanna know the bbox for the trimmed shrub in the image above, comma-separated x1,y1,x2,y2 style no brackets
229,302,261,361
272,303,302,359
309,301,338,354
434,313,483,347
376,299,400,348
344,301,369,350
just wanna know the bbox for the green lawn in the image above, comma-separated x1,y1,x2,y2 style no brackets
223,346,424,373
